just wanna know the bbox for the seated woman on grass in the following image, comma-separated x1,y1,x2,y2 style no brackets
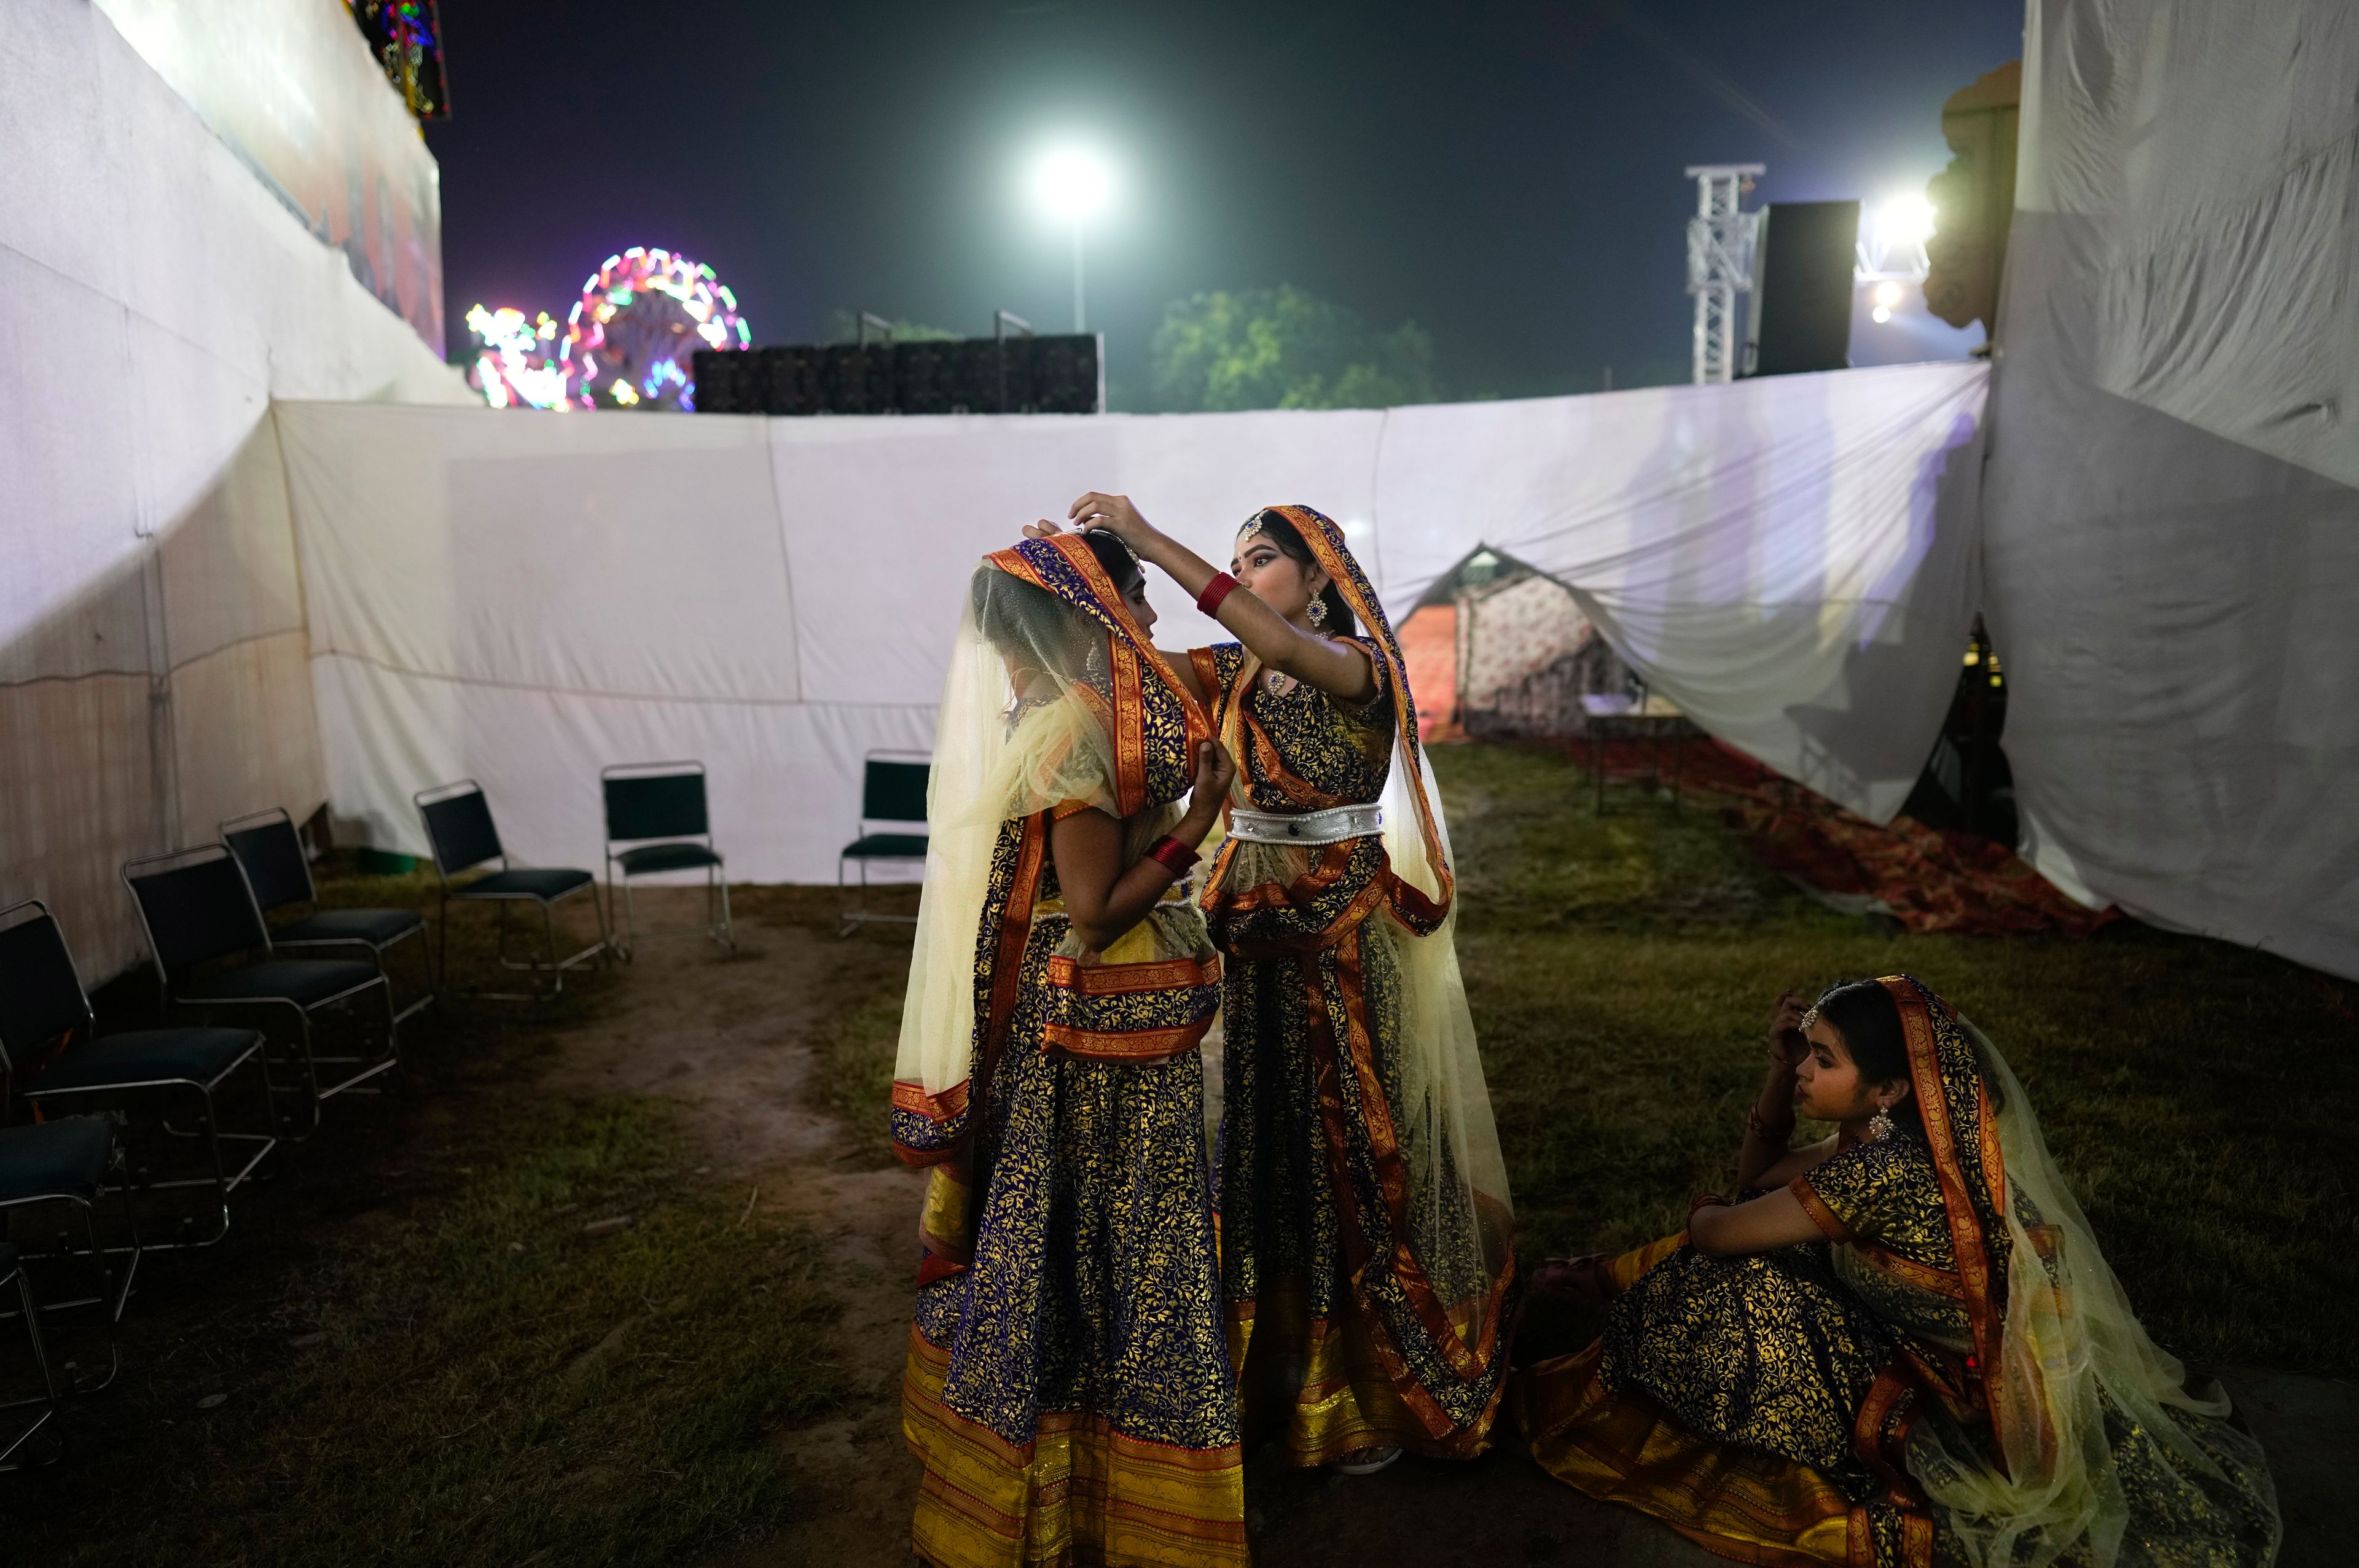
1517,975,2280,1568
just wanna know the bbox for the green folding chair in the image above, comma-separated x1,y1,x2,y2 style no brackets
837,752,929,937
601,762,733,959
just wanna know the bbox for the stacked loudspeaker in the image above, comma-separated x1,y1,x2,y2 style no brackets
1742,200,1860,378
692,334,1103,415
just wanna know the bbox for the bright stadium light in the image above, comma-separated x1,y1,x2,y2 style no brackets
1879,194,1937,249
1031,146,1116,224
1028,144,1117,332
1856,192,1936,287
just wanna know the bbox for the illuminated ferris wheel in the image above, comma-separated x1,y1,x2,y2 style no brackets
560,247,751,411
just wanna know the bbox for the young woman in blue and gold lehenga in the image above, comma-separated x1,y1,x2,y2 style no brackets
1036,496,1517,1475
1517,975,2280,1568
892,530,1247,1567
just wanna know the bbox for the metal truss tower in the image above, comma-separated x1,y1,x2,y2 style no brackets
1684,163,1764,385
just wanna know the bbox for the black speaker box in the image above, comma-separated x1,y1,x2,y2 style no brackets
757,346,821,415
893,340,958,416
942,338,998,412
689,349,742,413
1031,335,1103,413
1743,200,1859,377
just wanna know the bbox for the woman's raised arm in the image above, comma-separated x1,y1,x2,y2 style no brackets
1031,496,1376,706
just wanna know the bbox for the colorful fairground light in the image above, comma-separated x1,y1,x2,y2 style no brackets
464,305,569,410
560,247,751,411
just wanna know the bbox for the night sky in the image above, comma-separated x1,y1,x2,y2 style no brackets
426,1,2023,407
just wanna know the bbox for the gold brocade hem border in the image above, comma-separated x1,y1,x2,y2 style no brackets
1515,1341,1874,1568
903,1325,1249,1568
1850,1243,1966,1303
1227,1295,1502,1468
895,1077,971,1122
1041,1020,1216,1062
1045,953,1223,994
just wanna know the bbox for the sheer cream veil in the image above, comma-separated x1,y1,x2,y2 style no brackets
1225,506,1516,1328
1893,984,2280,1568
891,534,1206,1158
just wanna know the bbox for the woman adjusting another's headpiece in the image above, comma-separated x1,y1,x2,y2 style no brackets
1033,493,1517,1478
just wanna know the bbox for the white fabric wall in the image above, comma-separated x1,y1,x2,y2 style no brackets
1984,0,2359,980
1,0,470,979
280,362,1985,886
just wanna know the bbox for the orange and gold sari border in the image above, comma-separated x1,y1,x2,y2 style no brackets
1266,503,1456,917
1239,1302,1498,1466
904,1326,1248,1564
1790,1174,1854,1242
1516,1343,1863,1568
1206,837,1359,913
1323,929,1514,1387
893,1077,970,1122
1045,952,1223,995
1044,1019,1216,1062
1852,1242,1966,1301
1880,977,2005,1392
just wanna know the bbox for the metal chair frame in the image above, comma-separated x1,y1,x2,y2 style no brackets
600,762,734,959
0,1126,140,1397
837,751,931,938
414,780,611,1000
1,899,281,1250
222,807,435,1028
0,1246,63,1470
122,846,399,1141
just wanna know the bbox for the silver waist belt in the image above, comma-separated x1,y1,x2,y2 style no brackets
1227,803,1383,845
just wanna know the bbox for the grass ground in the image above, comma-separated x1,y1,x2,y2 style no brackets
7,880,854,1568
1438,742,2359,1375
12,744,2355,1565
821,742,2359,1375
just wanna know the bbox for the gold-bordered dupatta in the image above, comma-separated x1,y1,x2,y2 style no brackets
1875,975,2279,1568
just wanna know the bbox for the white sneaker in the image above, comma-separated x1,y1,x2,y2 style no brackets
1331,1445,1402,1475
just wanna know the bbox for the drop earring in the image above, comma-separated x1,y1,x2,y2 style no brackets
1305,595,1328,628
1867,1104,1896,1142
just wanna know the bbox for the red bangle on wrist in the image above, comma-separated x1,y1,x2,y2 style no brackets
1688,1192,1732,1220
1195,572,1240,617
1145,835,1199,876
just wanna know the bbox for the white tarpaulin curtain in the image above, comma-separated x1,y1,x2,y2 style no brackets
278,361,1984,885
1984,0,2359,980
1376,365,1987,821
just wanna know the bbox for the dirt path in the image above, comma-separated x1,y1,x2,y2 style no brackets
530,889,931,1560
547,889,2352,1568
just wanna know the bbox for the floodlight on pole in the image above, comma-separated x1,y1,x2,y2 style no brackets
1030,146,1115,332
1856,193,1936,283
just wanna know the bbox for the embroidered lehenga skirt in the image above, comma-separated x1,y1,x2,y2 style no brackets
1215,881,1510,1464
902,903,1246,1568
1191,639,1515,1466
